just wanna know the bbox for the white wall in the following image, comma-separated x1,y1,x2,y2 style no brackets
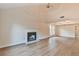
55,25,75,38
50,22,76,38
0,6,49,48
11,24,25,44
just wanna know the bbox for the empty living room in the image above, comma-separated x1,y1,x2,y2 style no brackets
1,3,79,56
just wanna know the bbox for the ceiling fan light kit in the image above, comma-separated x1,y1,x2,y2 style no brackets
60,16,64,18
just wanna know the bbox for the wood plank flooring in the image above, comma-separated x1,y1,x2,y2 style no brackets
0,37,79,56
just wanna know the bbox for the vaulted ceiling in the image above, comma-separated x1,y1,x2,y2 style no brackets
0,3,79,23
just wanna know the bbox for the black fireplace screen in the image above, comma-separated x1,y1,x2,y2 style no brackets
27,32,36,42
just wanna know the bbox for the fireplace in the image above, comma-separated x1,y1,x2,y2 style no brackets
27,32,36,42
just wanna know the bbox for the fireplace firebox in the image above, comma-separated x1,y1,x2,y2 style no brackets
27,32,36,42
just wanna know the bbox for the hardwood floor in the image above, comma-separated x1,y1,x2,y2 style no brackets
0,37,79,56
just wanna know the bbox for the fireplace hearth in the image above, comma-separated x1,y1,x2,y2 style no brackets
27,32,36,42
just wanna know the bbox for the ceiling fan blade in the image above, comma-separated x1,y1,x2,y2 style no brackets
46,3,50,8
46,3,53,8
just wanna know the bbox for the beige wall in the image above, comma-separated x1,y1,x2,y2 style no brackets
50,24,76,38
56,25,75,38
0,6,49,48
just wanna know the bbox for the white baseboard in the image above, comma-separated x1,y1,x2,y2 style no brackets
0,41,25,48
0,36,50,48
26,36,50,44
39,36,50,40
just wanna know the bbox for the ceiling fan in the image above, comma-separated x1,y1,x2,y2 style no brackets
46,3,53,8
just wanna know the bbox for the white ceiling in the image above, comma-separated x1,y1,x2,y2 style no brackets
47,3,79,23
0,3,45,9
0,3,79,23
